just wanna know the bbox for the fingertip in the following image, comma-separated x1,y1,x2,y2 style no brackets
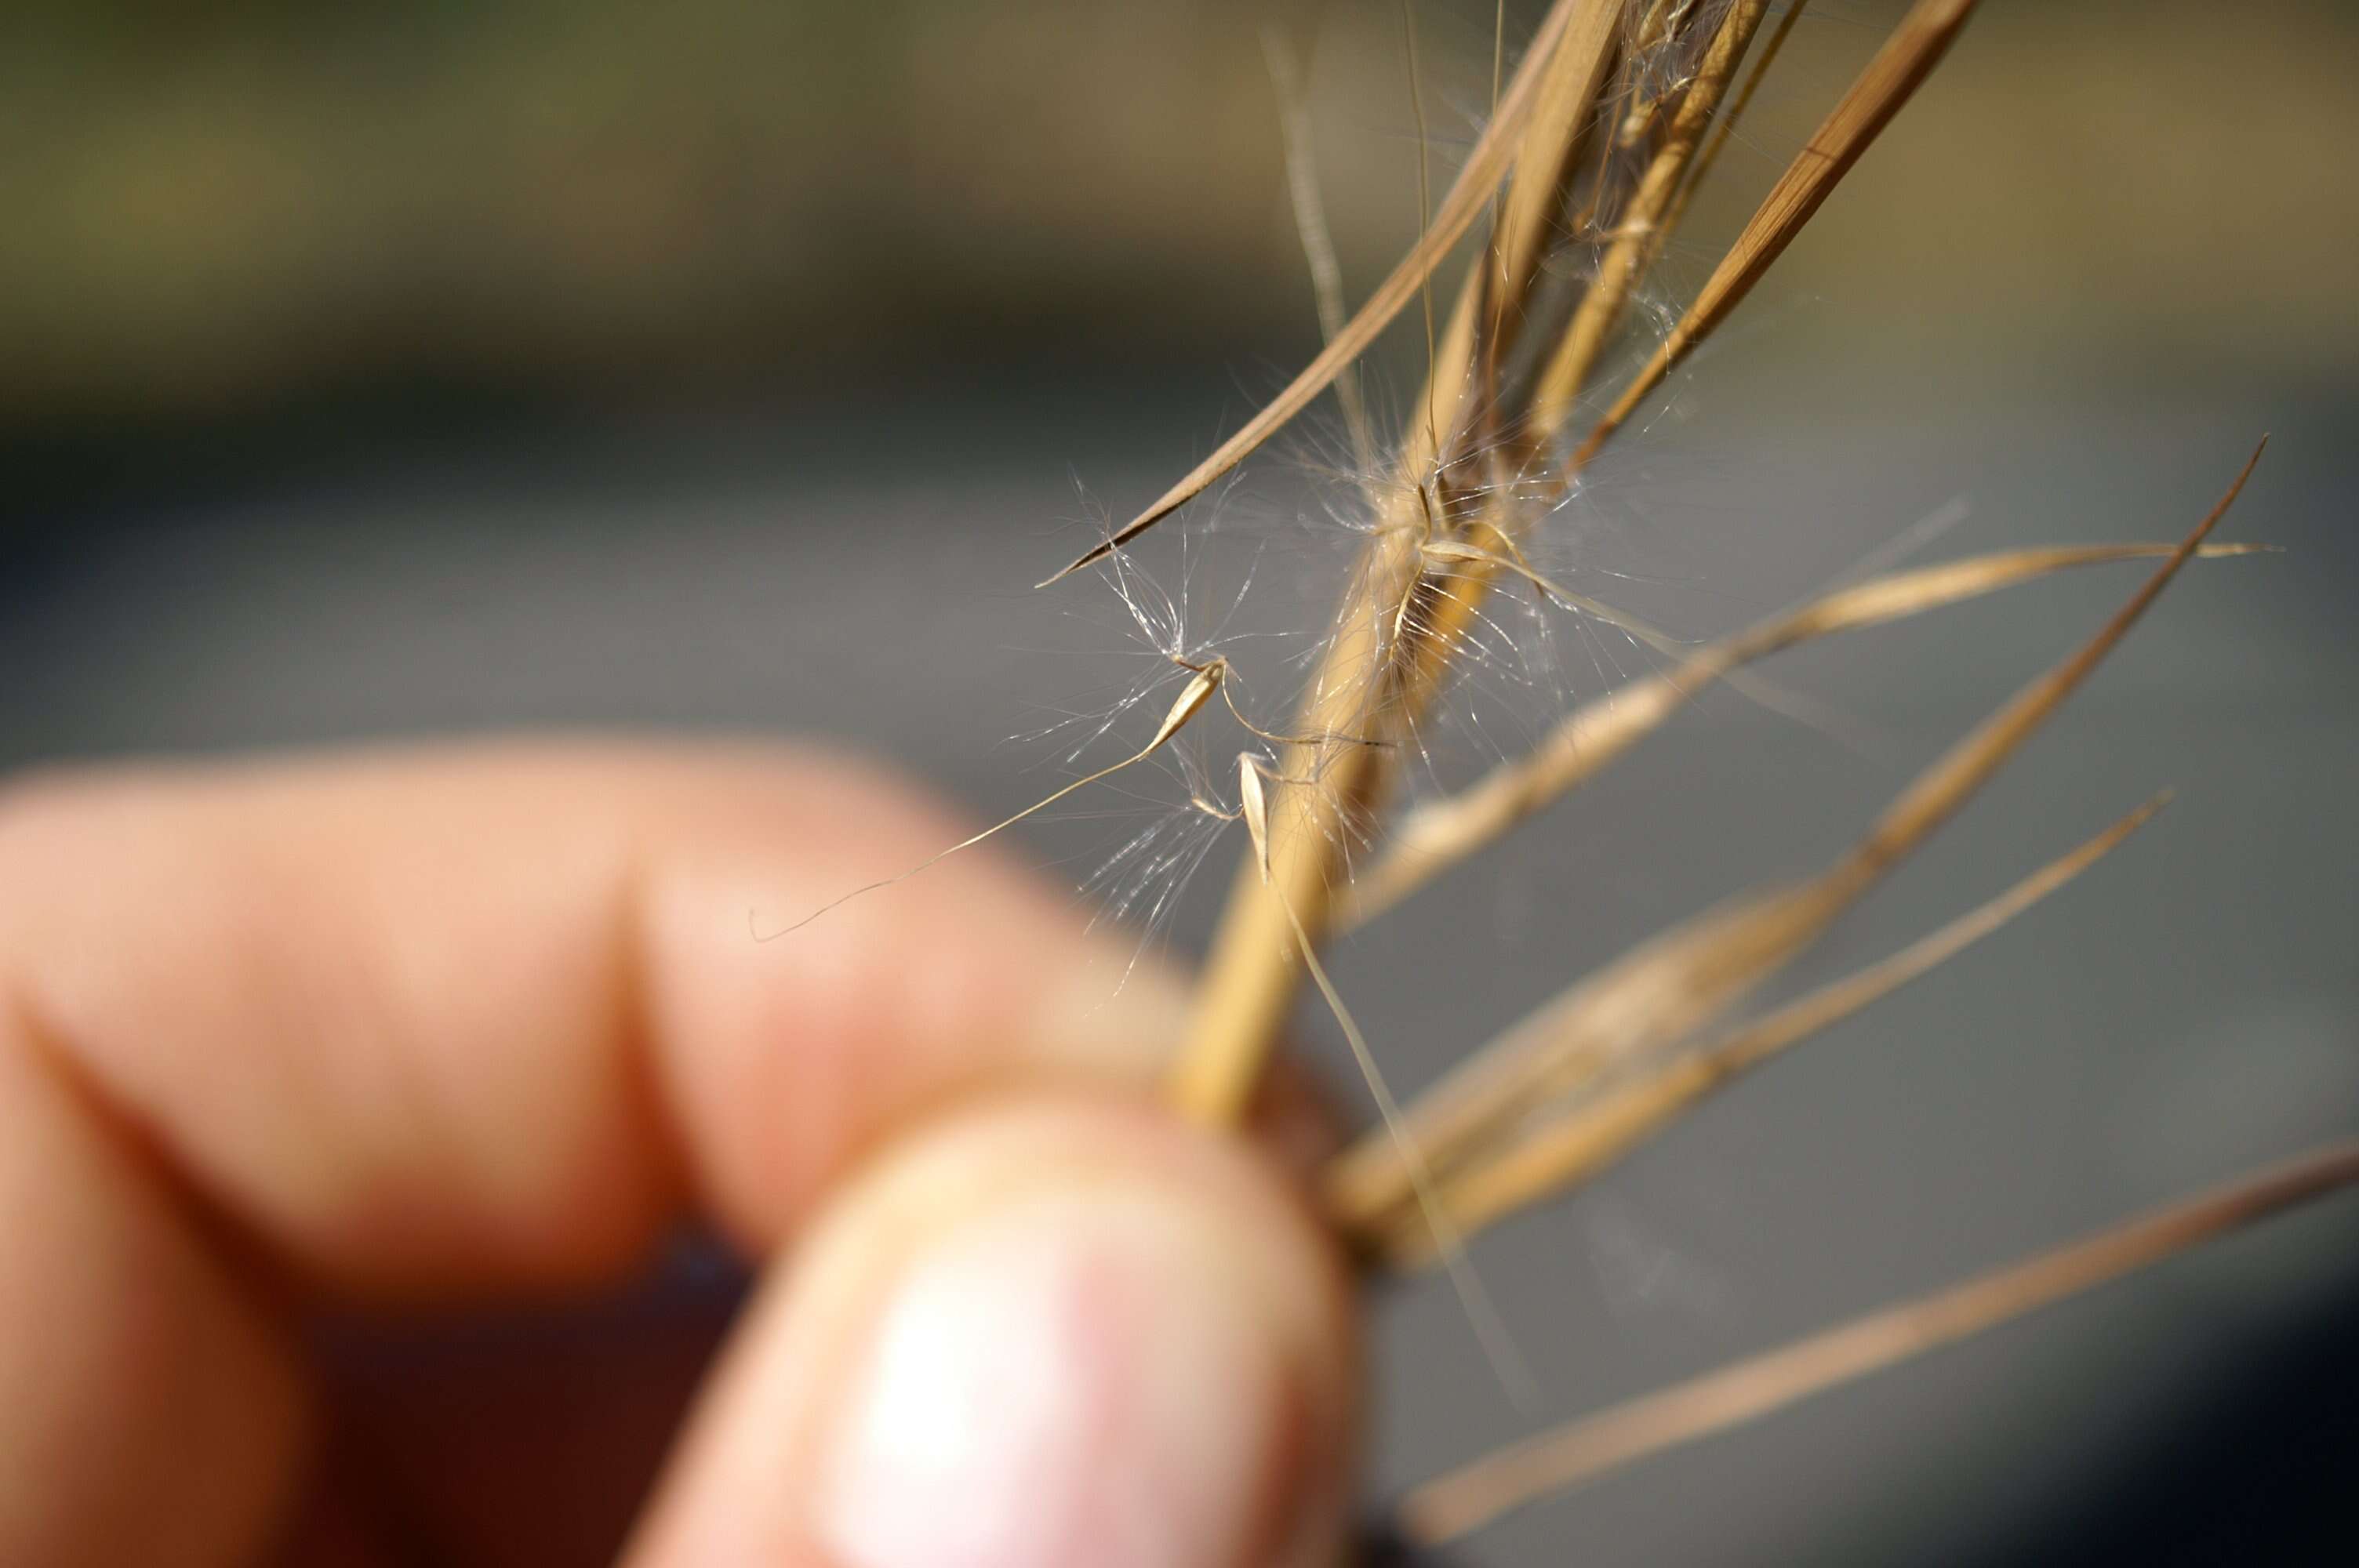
626,1094,1359,1568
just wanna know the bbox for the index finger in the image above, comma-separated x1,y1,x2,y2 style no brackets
0,740,1191,1563
0,739,1186,1299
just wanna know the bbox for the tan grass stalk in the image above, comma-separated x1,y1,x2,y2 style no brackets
1835,441,2259,887
1328,873,1851,1224
965,2,2306,1550
1327,442,2265,1225
1576,0,1982,467
1170,0,2000,1127
1478,0,1650,376
1338,542,2270,927
941,0,2311,1549
1265,31,1377,476
1040,0,1598,586
1523,0,1769,440
1359,793,2170,1264
1172,0,1760,1125
1659,0,1811,240
1399,1141,2359,1542
1164,235,1485,1122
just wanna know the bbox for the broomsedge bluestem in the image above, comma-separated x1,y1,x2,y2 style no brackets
772,2,2355,1555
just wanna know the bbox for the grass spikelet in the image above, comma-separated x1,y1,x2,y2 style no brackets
1235,751,1274,884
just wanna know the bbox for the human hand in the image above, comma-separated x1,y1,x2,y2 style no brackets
0,742,1358,1566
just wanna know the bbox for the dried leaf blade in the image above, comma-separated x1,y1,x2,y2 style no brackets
1401,1142,2359,1542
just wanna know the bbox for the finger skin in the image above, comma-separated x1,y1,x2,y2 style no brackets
0,741,1198,1563
0,1014,304,1567
626,1095,1361,1568
0,741,1187,1294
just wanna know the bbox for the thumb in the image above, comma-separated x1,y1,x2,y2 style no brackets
626,1094,1362,1568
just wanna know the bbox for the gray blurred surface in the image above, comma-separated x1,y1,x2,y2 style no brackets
8,364,2355,1562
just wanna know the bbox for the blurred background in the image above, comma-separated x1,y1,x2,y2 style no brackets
5,1,2356,1562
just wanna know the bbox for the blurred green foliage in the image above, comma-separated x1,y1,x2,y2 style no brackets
3,1,2353,434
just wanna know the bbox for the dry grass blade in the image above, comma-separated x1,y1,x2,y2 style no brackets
1660,0,1810,239
1482,0,1625,354
1400,0,1444,459
1339,541,2271,928
1423,534,1841,745
1398,1141,2359,1543
1840,440,2263,886
1176,1,1753,1127
1358,793,2169,1265
1265,30,1376,474
1326,875,1846,1225
1038,0,1595,586
1525,0,1769,441
1330,441,2265,1225
1576,0,1981,466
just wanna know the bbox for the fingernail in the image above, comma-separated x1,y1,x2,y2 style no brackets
817,1187,1302,1568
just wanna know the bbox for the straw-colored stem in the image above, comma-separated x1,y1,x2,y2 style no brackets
1171,0,1623,1122
1525,0,1769,441
1329,875,1845,1222
1266,31,1376,475
1328,443,2263,1222
1166,271,1486,1123
1336,542,2267,929
1401,1141,2359,1541
1360,793,2167,1264
1175,0,1761,1124
1043,0,1594,584
1659,0,1810,240
1486,1,1627,355
1577,0,1982,466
